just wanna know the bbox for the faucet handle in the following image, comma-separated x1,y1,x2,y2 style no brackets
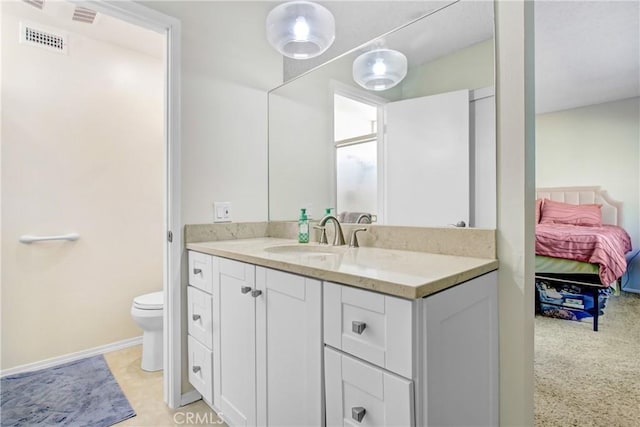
349,228,367,248
313,225,328,244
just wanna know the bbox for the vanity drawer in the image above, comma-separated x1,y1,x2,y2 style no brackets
187,286,213,348
324,347,414,427
324,282,414,378
188,335,213,404
188,251,214,293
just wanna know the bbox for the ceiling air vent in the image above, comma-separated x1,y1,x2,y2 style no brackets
72,7,97,24
20,22,68,54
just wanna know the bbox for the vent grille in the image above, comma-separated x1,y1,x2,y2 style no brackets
20,23,68,54
72,7,97,24
22,0,44,9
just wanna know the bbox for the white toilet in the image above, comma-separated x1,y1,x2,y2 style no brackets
131,291,163,372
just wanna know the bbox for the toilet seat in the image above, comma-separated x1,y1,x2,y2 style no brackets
133,291,163,310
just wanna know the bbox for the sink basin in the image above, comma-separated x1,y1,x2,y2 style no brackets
264,244,348,256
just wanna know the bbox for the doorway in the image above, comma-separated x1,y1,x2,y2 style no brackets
533,1,640,424
0,0,181,408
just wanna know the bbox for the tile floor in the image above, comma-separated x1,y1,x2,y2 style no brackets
104,345,226,426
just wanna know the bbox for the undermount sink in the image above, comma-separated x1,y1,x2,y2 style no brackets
264,244,348,256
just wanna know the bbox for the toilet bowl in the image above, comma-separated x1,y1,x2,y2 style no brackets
131,291,163,372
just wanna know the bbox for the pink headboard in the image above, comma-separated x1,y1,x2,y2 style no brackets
536,186,621,226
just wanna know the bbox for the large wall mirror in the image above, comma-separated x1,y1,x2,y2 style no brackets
268,0,496,228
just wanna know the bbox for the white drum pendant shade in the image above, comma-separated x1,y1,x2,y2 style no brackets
266,1,335,59
352,49,408,91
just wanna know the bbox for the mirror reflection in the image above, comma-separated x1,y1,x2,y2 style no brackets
268,0,496,228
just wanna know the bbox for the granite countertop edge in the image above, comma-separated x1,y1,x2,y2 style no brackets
186,238,499,300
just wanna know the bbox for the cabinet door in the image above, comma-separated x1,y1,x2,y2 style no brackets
325,347,414,427
421,271,498,427
214,257,256,427
255,267,322,427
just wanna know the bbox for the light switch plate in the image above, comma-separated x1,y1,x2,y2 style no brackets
213,201,232,223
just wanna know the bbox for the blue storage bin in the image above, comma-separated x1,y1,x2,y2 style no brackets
621,249,640,294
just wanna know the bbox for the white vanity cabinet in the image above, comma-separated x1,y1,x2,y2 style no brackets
187,251,323,427
187,251,215,405
324,271,498,427
188,249,498,427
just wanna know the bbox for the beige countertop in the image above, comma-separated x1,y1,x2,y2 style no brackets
186,238,499,299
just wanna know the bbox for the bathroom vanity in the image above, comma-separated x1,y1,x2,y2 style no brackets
183,0,499,423
185,238,499,427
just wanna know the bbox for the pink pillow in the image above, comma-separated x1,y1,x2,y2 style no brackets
539,199,602,226
535,198,544,224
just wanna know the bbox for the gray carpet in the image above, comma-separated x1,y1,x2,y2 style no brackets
1,355,135,427
535,291,640,426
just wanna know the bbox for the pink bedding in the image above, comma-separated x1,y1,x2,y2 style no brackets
535,223,632,286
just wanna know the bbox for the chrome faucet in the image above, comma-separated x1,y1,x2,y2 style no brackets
318,215,346,246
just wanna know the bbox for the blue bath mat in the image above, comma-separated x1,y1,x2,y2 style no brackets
1,355,136,426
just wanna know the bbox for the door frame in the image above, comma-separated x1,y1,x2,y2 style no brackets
74,0,182,409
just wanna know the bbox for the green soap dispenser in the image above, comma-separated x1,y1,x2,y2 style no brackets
298,208,309,243
324,207,333,217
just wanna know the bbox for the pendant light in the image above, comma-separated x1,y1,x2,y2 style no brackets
352,48,408,91
266,1,335,60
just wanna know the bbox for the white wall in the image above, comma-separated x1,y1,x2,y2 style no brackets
1,2,164,369
402,39,495,98
536,97,640,248
496,1,536,425
139,1,282,225
137,0,282,393
268,53,354,221
269,90,334,221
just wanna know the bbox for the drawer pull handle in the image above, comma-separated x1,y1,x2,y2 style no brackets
352,407,366,423
251,289,262,298
241,286,252,294
192,366,201,373
193,268,202,275
192,314,201,321
352,321,367,335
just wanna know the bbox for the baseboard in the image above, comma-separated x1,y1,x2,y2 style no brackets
1,336,143,377
180,389,202,407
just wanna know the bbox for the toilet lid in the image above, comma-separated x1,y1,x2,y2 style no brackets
134,291,163,309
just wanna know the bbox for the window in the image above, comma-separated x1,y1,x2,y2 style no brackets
334,94,379,221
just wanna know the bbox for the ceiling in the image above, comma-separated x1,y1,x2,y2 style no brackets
12,0,639,115
380,0,493,68
286,0,639,114
535,1,639,113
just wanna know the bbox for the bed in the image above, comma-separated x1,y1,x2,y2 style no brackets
535,186,633,331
